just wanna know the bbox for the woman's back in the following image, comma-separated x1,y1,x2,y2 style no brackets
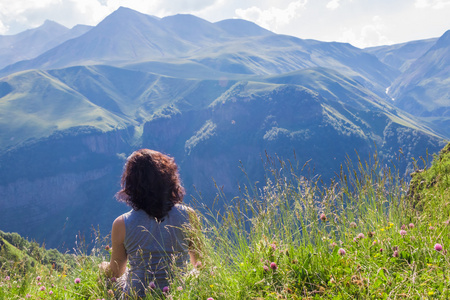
123,204,190,295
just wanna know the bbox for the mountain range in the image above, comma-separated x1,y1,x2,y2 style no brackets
0,7,448,249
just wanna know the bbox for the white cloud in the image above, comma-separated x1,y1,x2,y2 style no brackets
235,0,307,32
339,15,392,48
326,0,341,10
414,0,450,8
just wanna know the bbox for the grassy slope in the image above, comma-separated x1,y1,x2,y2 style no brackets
1,143,450,299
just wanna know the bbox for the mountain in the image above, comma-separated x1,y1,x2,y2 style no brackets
0,7,447,249
387,30,450,136
365,37,438,72
0,64,444,249
0,8,398,99
0,20,92,69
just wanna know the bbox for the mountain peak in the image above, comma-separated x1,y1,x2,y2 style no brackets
214,18,273,37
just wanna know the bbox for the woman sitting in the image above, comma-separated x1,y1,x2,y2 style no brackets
100,149,198,297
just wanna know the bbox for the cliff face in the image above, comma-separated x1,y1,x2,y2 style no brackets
0,128,132,249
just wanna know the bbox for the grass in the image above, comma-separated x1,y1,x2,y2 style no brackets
1,144,450,299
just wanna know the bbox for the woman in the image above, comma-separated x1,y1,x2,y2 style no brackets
100,149,199,297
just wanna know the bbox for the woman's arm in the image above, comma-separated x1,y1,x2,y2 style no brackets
100,215,127,278
186,208,202,266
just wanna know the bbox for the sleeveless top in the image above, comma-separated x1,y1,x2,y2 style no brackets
122,204,191,296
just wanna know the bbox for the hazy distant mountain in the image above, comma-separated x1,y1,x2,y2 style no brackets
0,7,397,98
0,7,447,249
388,30,450,135
0,20,92,69
365,38,438,72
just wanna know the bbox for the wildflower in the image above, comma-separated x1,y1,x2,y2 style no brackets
162,286,169,293
444,220,450,225
393,250,399,257
149,282,156,290
210,284,214,288
320,213,327,222
330,242,337,248
338,248,346,256
49,290,53,295
195,261,202,268
399,230,407,236
4,276,10,281
372,240,377,246
401,224,406,230
353,237,358,243
380,248,383,253
108,290,114,296
263,265,269,272
270,243,277,251
357,233,365,239
429,226,435,230
36,276,41,281
74,278,81,284
409,223,415,229
428,291,434,296
111,277,117,282
105,245,110,250
270,262,278,270
368,231,375,238
207,298,215,300
26,294,31,299
40,286,46,291
434,243,443,252
177,286,183,291
350,222,357,228
38,282,42,285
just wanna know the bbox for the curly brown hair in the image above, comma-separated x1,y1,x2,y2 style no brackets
116,149,185,220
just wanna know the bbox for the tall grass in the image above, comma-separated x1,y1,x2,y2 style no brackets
1,149,449,299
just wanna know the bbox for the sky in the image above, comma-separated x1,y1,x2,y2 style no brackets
0,0,449,48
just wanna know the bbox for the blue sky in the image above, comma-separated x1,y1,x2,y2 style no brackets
0,0,449,48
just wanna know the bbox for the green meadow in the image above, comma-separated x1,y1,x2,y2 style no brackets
1,143,450,299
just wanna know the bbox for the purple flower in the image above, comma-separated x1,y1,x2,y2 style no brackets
338,248,346,256
399,230,407,236
409,223,415,229
330,242,337,248
263,265,269,272
350,222,357,228
162,286,169,293
401,224,406,230
5,276,10,281
435,243,443,252
207,298,215,300
357,233,365,239
49,290,53,295
74,278,81,284
149,282,156,290
177,286,183,291
111,277,117,282
320,213,327,221
40,286,46,291
36,276,41,281
380,248,383,253
393,250,399,257
270,262,277,270
270,243,277,251
26,294,31,299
